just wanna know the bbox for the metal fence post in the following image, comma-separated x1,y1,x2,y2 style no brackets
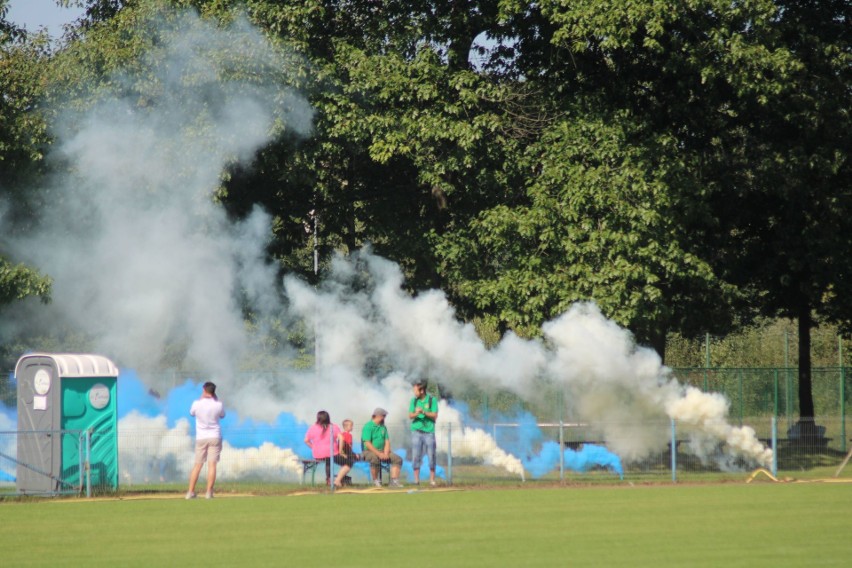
841,366,846,454
738,369,744,427
447,423,453,486
329,426,335,494
77,431,84,495
771,417,778,478
85,429,92,498
671,418,677,483
559,420,564,482
773,369,779,418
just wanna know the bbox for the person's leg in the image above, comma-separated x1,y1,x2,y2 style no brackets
205,461,217,495
412,432,424,484
365,452,380,484
334,464,351,487
187,462,203,495
390,452,403,480
427,432,437,484
204,439,222,497
187,440,207,497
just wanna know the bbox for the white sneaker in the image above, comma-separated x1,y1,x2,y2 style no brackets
205,491,214,499
389,479,404,488
373,479,382,487
429,481,437,487
185,492,197,500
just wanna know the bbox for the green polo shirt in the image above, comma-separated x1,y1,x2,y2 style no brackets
410,395,437,433
361,420,390,452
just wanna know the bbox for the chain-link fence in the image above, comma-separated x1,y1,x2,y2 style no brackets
3,368,851,495
3,415,850,495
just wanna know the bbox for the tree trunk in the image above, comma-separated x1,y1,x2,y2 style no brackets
797,302,817,435
648,324,667,365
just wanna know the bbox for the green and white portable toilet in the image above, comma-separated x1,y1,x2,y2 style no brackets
15,353,119,495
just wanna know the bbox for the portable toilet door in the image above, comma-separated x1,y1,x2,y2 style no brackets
15,354,119,495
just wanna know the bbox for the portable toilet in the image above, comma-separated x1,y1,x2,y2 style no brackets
15,353,119,495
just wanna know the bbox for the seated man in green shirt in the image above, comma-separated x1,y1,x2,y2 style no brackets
360,407,404,487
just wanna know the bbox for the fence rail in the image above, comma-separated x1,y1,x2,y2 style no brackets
2,368,851,495
2,416,850,495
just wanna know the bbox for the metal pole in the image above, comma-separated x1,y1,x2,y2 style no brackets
559,420,564,482
313,211,319,276
78,431,84,494
329,425,335,494
771,416,778,478
785,330,792,432
773,369,779,418
313,211,319,376
671,419,677,483
704,333,710,391
558,389,564,482
85,429,92,498
447,423,453,486
739,369,744,427
840,336,846,453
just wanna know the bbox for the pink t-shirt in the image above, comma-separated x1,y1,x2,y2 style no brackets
304,423,341,459
190,396,225,440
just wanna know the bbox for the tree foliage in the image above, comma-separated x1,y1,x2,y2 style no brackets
0,1,53,306
1,0,849,420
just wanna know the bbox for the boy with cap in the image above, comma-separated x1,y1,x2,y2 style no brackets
409,379,438,486
360,407,404,487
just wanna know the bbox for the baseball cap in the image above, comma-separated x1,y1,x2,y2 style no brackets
413,379,428,388
373,407,388,417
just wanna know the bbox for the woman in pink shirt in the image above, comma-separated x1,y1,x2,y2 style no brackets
304,410,351,487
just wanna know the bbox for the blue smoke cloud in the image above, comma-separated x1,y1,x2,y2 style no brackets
473,406,624,479
4,371,622,484
119,372,312,456
523,441,623,479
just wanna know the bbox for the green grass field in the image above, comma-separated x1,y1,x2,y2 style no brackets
1,483,849,567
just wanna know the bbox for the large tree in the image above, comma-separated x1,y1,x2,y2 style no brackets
512,0,851,422
0,1,53,307
706,0,852,425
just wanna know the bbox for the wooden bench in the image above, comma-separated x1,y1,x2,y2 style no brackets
301,457,389,486
301,459,326,486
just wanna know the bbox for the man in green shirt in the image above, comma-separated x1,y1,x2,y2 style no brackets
408,379,438,486
361,408,403,487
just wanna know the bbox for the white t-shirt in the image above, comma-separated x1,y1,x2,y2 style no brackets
190,397,225,440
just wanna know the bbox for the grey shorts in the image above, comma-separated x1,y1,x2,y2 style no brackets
194,438,223,464
362,451,403,467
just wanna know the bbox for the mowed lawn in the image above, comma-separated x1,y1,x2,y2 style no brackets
0,483,849,567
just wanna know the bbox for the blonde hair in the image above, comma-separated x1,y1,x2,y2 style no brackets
342,419,353,428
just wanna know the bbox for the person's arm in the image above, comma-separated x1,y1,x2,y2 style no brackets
379,430,391,459
337,433,347,457
362,440,379,456
422,398,438,420
408,398,419,420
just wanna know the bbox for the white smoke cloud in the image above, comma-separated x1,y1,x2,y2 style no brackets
3,9,312,379
0,8,771,481
118,412,303,484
